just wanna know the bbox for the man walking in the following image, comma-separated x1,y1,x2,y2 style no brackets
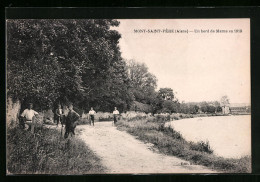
113,107,119,125
88,107,96,126
20,103,39,133
64,104,80,139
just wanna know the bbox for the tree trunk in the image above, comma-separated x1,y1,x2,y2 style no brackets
6,97,21,128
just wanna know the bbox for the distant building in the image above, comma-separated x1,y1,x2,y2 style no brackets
229,103,251,114
222,105,230,114
222,103,251,114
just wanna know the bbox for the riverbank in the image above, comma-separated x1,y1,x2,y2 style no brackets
6,126,105,174
115,119,251,173
77,122,216,173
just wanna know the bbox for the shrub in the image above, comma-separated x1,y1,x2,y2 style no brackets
154,114,171,122
81,112,114,122
146,116,156,122
6,126,105,174
121,111,148,121
77,118,90,125
170,115,180,120
158,125,183,140
190,140,213,154
130,101,153,113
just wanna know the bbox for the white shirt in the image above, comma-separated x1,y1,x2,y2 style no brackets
21,109,38,120
57,109,62,115
113,110,119,115
89,110,96,115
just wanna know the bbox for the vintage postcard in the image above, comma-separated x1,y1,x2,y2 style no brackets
6,18,251,174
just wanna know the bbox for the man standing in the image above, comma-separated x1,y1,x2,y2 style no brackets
20,103,39,133
88,107,96,126
113,107,120,125
64,104,80,139
55,104,64,127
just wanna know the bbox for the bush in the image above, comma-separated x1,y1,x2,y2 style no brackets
170,115,180,120
96,112,114,121
190,141,213,154
130,101,153,113
81,112,114,122
77,118,90,125
158,126,183,140
121,111,148,121
154,114,171,122
146,116,156,122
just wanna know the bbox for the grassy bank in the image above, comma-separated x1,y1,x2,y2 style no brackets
116,119,251,173
7,126,105,174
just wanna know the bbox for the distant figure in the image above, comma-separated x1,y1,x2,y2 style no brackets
88,107,96,126
63,105,69,117
55,104,64,127
20,103,39,133
113,107,120,125
64,104,80,139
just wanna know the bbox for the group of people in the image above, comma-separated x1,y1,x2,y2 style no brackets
20,103,120,138
88,107,120,126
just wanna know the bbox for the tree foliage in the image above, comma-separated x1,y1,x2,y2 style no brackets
7,19,132,111
158,88,175,101
220,95,230,106
161,100,179,113
7,19,224,115
126,59,157,104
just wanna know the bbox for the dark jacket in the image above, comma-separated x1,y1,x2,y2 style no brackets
66,110,80,129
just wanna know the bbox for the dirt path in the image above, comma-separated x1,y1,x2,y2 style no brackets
76,122,217,174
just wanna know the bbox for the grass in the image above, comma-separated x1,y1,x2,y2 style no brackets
189,141,213,154
115,119,251,173
6,126,105,174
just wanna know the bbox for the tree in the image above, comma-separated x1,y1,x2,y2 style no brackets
7,20,69,110
161,100,174,113
126,59,157,104
7,19,133,114
206,105,216,113
87,59,134,112
200,102,209,113
161,100,180,114
220,95,230,106
216,106,222,112
189,104,199,114
150,92,164,114
179,103,189,114
158,88,175,101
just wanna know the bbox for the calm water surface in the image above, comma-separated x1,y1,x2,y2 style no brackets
166,115,251,159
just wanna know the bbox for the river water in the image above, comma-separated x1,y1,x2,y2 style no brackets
166,115,251,159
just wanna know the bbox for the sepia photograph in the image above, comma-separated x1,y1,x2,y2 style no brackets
6,18,251,174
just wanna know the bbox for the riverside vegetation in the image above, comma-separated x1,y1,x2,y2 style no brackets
7,126,105,174
115,116,251,173
7,111,250,174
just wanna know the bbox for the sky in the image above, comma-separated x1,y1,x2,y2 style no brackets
113,19,250,104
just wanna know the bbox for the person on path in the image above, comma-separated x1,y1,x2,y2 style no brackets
112,107,119,125
20,103,39,133
64,104,80,139
88,107,96,126
55,104,64,127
